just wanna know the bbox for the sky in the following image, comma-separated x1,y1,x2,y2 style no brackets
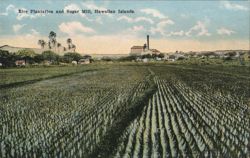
0,0,249,54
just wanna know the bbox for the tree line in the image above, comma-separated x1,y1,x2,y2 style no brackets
0,49,90,67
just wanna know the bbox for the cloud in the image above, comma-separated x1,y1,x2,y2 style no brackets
117,16,154,24
80,2,113,22
128,25,145,33
117,25,146,38
150,19,174,36
217,27,235,35
64,3,86,18
59,21,96,36
0,4,45,20
64,3,80,11
167,30,185,37
30,29,40,36
13,24,25,32
0,4,16,16
82,2,113,18
186,21,211,37
82,2,107,10
117,16,133,22
16,9,37,20
180,13,190,19
140,8,166,19
135,17,154,24
64,3,102,23
22,29,41,39
221,1,249,11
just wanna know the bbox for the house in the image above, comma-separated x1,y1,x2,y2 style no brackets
43,60,52,65
78,58,90,64
169,59,176,62
136,57,142,62
72,61,77,65
15,60,26,66
163,54,170,60
142,58,148,63
155,57,162,61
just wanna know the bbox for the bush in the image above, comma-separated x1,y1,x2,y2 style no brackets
0,50,16,67
42,50,59,63
17,49,36,64
63,52,82,63
118,56,137,61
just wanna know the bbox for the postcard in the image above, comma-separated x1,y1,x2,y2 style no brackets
0,0,249,157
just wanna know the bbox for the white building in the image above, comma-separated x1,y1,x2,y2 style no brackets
130,35,161,56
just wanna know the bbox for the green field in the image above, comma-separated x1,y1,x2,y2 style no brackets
0,63,249,157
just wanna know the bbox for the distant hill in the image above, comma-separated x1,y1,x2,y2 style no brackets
0,45,45,54
91,54,128,60
0,45,68,55
193,50,249,55
0,45,129,58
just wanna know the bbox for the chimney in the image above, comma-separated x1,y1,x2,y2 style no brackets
147,35,149,50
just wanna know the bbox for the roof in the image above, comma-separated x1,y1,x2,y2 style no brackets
150,49,160,53
131,46,144,49
79,58,90,61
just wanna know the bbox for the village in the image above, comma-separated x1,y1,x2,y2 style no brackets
0,33,249,67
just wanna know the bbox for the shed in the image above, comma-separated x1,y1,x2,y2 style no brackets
15,60,25,66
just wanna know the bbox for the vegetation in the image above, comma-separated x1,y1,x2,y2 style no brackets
0,50,16,67
0,63,249,157
0,64,104,87
17,49,36,64
63,52,82,63
0,49,90,67
41,50,59,63
37,31,76,53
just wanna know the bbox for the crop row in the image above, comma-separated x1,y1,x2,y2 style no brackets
0,66,151,157
115,75,249,158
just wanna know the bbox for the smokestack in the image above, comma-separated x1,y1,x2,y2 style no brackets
147,35,149,50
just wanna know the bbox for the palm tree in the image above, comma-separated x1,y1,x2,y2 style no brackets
71,44,76,52
51,38,57,48
57,43,61,53
57,43,61,48
48,41,52,49
67,38,72,50
48,31,56,49
38,40,46,49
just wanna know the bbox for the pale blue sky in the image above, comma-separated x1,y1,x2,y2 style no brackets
0,0,249,53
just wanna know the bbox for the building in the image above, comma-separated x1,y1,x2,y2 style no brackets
78,58,90,64
15,60,26,66
130,35,161,56
150,49,161,55
130,46,145,55
72,61,77,65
